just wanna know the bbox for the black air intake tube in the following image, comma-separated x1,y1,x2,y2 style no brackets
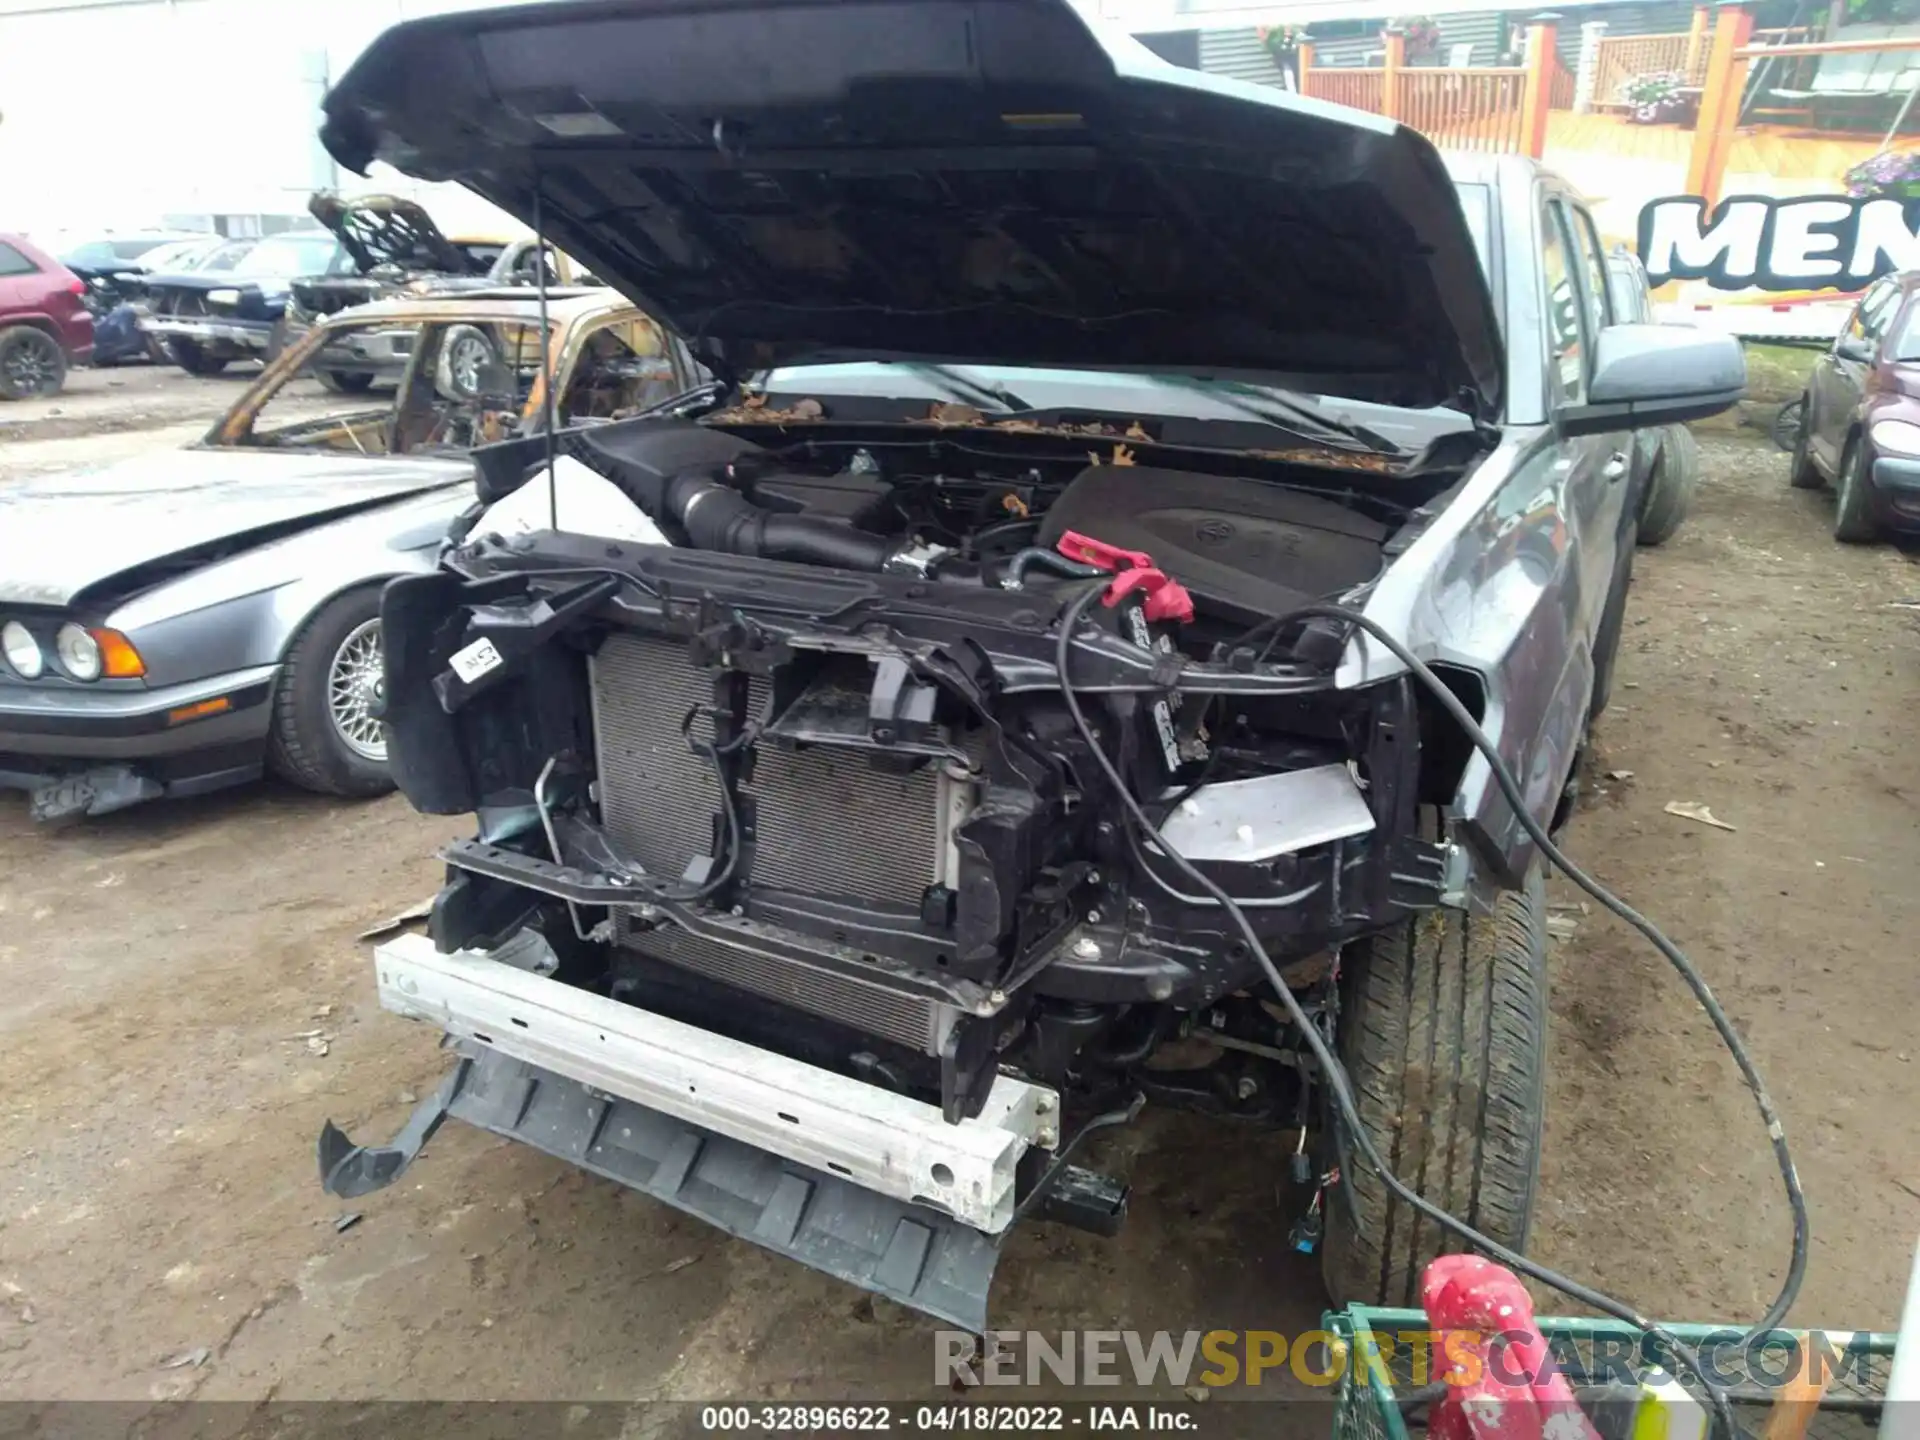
666,470,896,571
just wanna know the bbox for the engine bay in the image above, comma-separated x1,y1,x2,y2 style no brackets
399,412,1474,1130
517,417,1423,654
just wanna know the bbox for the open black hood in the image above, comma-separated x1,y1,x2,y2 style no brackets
308,192,475,276
321,0,1503,419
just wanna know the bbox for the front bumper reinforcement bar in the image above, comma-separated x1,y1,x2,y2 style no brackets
316,933,1064,1329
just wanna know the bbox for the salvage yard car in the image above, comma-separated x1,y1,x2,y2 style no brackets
0,232,94,400
143,229,349,376
313,0,1744,1328
1788,268,1920,541
276,192,581,393
0,287,692,822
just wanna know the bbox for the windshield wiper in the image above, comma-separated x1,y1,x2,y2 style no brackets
904,364,1030,414
1199,386,1403,457
627,378,730,419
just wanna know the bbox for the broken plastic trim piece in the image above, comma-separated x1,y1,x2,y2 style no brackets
318,1046,1008,1330
317,1056,471,1198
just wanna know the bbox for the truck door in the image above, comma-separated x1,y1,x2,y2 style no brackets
1540,194,1629,662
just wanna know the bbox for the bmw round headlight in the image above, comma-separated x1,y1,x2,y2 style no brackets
2,621,43,679
55,623,102,681
1871,418,1920,456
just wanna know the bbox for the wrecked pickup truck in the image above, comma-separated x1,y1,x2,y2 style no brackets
314,0,1744,1330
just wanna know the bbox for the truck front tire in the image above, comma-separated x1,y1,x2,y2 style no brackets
1320,863,1548,1308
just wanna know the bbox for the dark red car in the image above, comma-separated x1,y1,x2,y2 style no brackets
0,234,94,401
1790,269,1920,541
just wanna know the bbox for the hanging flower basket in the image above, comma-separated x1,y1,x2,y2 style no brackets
1846,151,1920,199
1257,24,1304,66
1395,16,1441,58
1618,70,1693,124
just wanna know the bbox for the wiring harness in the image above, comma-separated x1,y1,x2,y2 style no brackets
1051,581,1809,1436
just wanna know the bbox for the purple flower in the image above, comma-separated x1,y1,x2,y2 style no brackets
1846,151,1920,196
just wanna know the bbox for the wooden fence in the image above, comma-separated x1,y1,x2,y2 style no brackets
1392,68,1530,152
1591,22,1821,110
1298,20,1558,157
1592,31,1700,108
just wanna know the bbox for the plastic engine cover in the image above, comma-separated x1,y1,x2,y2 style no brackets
1038,464,1389,625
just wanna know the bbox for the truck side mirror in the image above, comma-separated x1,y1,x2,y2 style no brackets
1557,323,1746,437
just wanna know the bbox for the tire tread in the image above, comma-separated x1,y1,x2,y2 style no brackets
1833,439,1879,543
1320,868,1547,1307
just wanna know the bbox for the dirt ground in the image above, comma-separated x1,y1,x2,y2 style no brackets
0,373,1917,1414
0,363,329,479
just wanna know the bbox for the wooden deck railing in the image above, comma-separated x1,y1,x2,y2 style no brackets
1591,19,1822,108
1298,19,1557,157
1551,53,1577,109
1689,13,1920,202
1394,67,1530,151
1592,31,1696,107
1302,67,1385,113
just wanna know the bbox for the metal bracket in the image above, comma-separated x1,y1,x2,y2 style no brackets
1438,841,1472,911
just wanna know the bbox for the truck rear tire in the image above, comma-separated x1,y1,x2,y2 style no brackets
1788,400,1824,489
1320,863,1548,1308
1636,425,1697,547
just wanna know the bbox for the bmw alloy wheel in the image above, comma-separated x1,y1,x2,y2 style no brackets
326,619,387,762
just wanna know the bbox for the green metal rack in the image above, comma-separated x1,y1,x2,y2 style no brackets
1325,1307,1896,1440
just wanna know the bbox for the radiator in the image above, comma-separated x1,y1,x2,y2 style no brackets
591,633,954,907
590,632,727,885
625,923,953,1053
589,632,965,1053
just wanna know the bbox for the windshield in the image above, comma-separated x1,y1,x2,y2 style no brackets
62,236,177,269
196,240,255,273
137,238,217,273
761,363,1475,451
1892,300,1920,362
229,234,343,280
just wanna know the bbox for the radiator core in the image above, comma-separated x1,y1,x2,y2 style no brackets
590,631,963,1053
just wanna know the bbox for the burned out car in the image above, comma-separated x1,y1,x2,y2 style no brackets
314,0,1744,1328
279,193,580,393
0,287,691,822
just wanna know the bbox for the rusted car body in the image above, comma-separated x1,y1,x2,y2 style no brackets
279,194,584,393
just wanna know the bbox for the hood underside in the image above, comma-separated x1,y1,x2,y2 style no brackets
319,0,1503,419
309,192,476,276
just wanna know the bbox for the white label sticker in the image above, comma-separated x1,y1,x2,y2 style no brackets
449,637,504,684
